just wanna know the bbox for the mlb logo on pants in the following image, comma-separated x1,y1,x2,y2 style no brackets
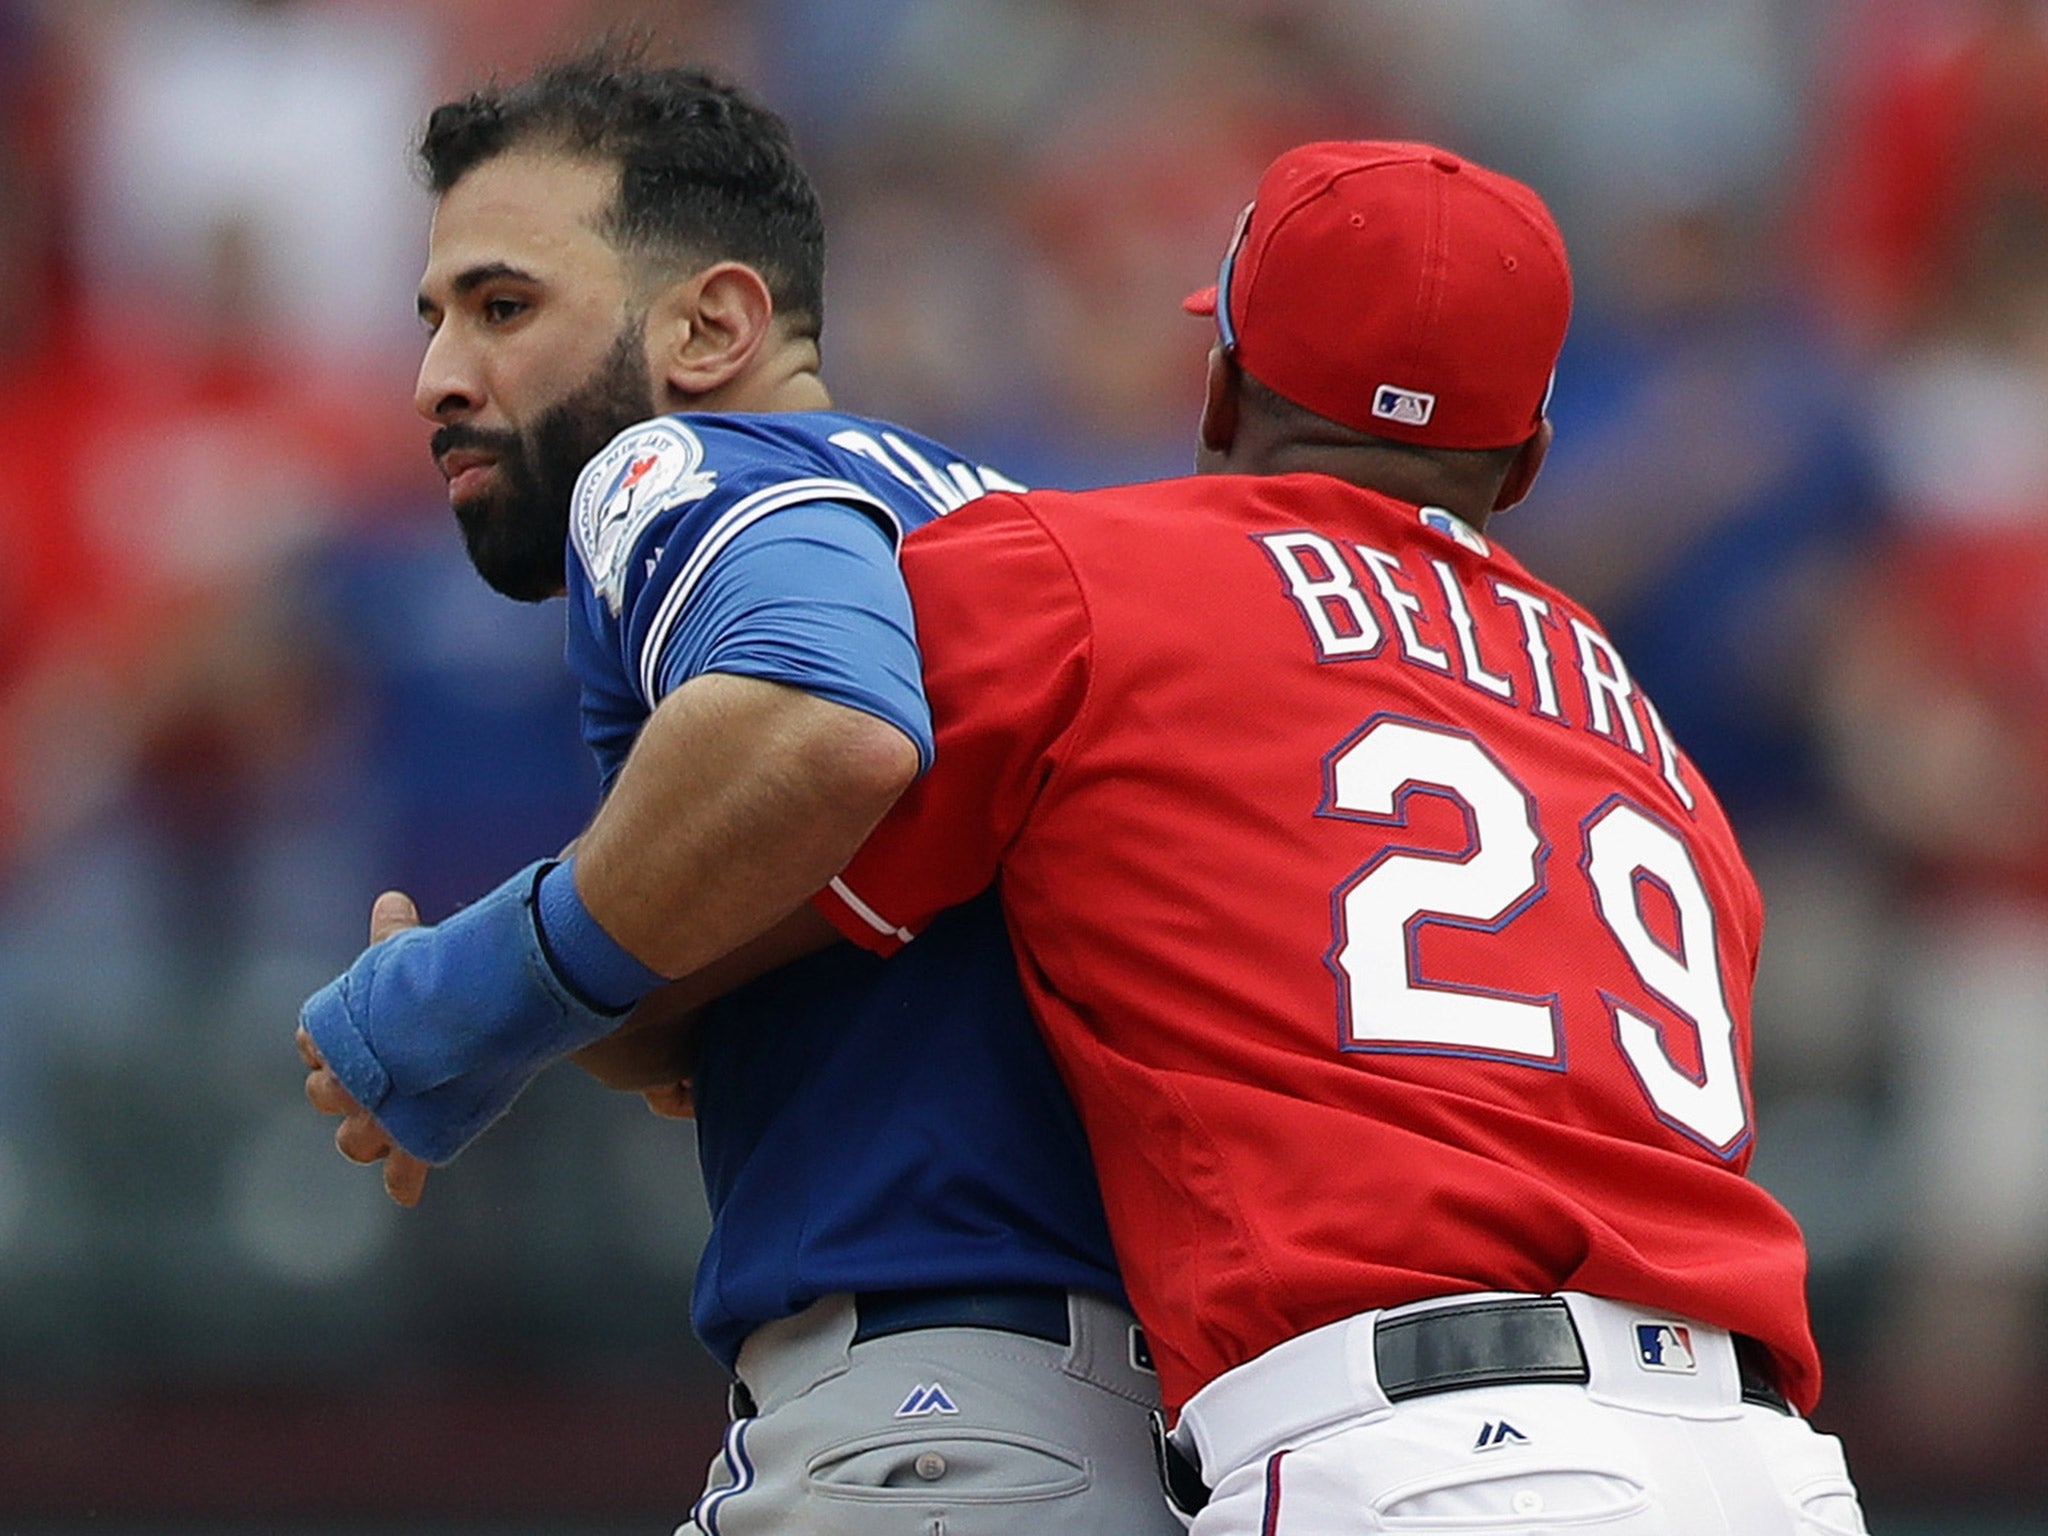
1634,1322,1698,1373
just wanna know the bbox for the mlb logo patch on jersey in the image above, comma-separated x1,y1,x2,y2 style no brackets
1419,505,1489,556
1634,1322,1698,1374
1372,384,1436,428
572,419,719,616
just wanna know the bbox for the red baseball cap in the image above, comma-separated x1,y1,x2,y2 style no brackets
1184,141,1572,450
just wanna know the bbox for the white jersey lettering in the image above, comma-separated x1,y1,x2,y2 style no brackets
1259,532,1383,658
1432,558,1513,701
827,428,1016,516
1492,581,1564,720
1356,544,1451,672
883,431,973,512
1261,529,1700,816
829,429,955,514
1640,691,1696,811
1570,618,1646,754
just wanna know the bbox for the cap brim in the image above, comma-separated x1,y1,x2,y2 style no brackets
1182,284,1219,316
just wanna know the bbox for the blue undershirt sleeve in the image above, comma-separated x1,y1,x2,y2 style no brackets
646,500,934,770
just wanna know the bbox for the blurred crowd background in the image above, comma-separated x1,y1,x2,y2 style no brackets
1,0,2046,1529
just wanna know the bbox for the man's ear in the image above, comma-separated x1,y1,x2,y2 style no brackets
1198,345,1241,458
648,262,776,403
1492,417,1553,512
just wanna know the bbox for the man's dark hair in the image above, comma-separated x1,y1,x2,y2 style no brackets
418,52,825,338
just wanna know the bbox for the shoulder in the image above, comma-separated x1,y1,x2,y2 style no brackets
568,413,907,618
898,491,1089,640
570,417,728,617
900,479,1195,599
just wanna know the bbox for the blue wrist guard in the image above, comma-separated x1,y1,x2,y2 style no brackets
535,858,665,1011
299,860,626,1164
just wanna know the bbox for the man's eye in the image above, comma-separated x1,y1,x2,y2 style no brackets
482,297,527,323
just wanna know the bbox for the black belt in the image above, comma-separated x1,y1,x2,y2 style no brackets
852,1285,1073,1346
1376,1295,1590,1398
1375,1296,1789,1413
1154,1297,1791,1519
730,1288,1075,1421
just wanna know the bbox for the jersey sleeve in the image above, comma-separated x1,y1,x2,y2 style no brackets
564,417,930,785
815,495,1090,954
647,502,930,764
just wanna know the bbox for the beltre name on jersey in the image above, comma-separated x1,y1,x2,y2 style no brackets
1258,509,1695,813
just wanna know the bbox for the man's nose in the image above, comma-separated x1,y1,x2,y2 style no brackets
415,326,481,422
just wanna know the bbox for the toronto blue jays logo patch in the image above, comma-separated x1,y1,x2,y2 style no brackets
571,419,718,616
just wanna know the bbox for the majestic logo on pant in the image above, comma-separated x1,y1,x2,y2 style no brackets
1634,1322,1699,1373
896,1384,960,1417
1474,1420,1528,1451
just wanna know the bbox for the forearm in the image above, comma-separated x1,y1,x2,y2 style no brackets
299,674,912,1164
571,671,921,980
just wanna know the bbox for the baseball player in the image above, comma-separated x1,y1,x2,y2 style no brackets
297,57,1176,1536
799,141,1871,1533
392,140,1868,1531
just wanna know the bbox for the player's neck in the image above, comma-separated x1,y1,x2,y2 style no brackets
1238,440,1495,530
739,346,832,412
676,339,833,416
765,369,833,412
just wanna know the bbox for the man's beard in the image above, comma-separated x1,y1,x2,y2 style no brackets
437,328,657,601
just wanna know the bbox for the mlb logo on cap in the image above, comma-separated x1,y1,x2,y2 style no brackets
1634,1322,1699,1374
1373,385,1436,428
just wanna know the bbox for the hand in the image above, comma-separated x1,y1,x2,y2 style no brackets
298,891,433,1207
299,859,622,1165
641,1081,696,1119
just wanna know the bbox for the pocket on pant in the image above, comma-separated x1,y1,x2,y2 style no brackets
807,1428,1090,1504
1745,1409,1867,1535
1795,1487,1867,1536
1379,1466,1650,1525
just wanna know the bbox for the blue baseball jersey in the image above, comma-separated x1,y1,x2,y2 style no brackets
563,410,1124,1367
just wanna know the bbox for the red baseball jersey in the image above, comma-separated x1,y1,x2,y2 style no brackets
814,472,1819,1415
